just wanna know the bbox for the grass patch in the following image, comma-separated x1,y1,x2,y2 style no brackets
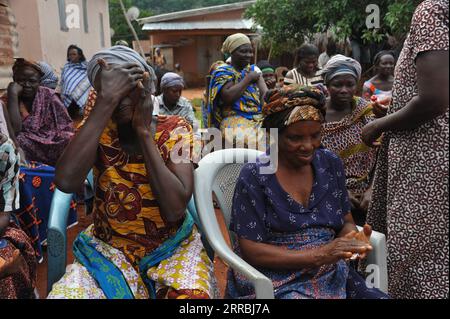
191,97,203,127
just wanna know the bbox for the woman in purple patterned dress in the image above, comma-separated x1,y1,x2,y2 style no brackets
362,0,448,299
1,58,74,167
226,85,388,299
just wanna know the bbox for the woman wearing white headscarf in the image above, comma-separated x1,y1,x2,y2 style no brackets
320,55,379,225
48,46,215,299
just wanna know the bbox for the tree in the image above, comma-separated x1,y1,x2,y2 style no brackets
245,0,422,56
109,0,152,44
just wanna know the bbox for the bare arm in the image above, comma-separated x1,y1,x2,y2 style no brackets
257,75,268,102
5,83,23,134
238,232,370,270
55,94,117,193
219,71,260,106
336,213,359,237
137,130,193,222
55,61,144,193
132,75,193,223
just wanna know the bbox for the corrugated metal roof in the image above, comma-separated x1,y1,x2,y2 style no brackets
138,0,256,24
142,19,255,31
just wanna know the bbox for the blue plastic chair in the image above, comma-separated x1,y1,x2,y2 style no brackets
46,173,210,293
46,170,94,293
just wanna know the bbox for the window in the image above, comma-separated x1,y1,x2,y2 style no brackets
82,0,88,33
99,13,105,48
57,0,68,32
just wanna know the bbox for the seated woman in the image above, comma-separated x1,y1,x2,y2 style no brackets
0,133,37,299
204,33,268,147
1,58,74,167
226,85,388,299
320,55,381,225
362,51,395,102
48,46,215,299
156,72,195,127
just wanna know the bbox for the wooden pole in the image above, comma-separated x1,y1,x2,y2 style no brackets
267,41,273,62
118,0,146,58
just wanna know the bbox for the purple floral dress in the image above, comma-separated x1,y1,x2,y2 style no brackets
2,86,74,166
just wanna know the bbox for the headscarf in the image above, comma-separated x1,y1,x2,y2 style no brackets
221,33,251,55
256,60,275,74
262,85,326,130
87,45,157,94
320,54,362,85
12,58,44,78
160,72,185,91
38,61,59,89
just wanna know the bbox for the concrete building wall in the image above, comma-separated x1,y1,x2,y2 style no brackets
0,0,19,90
9,0,111,76
142,5,254,87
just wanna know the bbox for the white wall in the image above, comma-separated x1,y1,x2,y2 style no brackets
10,0,111,75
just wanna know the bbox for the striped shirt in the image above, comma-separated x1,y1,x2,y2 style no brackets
284,68,324,86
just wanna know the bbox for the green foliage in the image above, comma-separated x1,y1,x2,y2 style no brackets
109,0,153,44
246,0,422,55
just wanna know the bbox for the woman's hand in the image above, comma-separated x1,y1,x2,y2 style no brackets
0,249,26,278
7,82,23,98
345,224,373,259
362,120,383,147
371,97,390,118
317,236,372,266
245,71,261,84
96,59,144,105
132,72,154,135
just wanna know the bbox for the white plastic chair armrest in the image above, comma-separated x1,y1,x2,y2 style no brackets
356,226,388,293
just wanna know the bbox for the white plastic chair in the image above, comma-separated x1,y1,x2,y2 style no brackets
193,148,388,299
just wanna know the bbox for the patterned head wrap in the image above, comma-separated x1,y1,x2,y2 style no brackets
221,33,251,55
320,54,362,85
87,45,157,94
257,60,275,74
12,58,44,78
160,72,185,91
262,85,326,130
